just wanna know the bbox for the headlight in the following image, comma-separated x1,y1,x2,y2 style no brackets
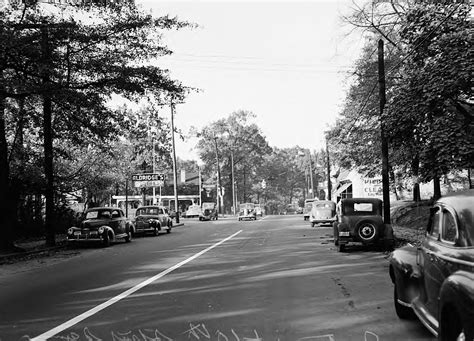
68,227,75,234
98,226,105,234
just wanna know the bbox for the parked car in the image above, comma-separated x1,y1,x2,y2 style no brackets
303,199,315,221
67,207,134,247
389,190,474,341
238,203,256,221
134,205,173,235
183,204,201,218
255,204,265,217
333,198,394,252
199,202,218,221
310,200,336,227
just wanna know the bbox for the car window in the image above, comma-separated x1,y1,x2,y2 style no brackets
441,209,457,244
427,207,441,239
354,203,373,212
99,210,111,219
85,211,99,219
158,208,164,214
111,210,120,218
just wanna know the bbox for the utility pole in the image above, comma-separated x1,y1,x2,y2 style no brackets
170,102,180,223
326,137,332,201
308,151,314,198
213,134,222,216
378,39,391,224
231,149,236,215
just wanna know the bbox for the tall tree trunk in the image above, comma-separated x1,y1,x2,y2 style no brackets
412,155,421,202
468,168,473,189
433,175,441,200
41,27,55,247
0,70,16,251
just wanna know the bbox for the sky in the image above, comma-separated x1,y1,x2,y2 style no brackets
135,0,366,162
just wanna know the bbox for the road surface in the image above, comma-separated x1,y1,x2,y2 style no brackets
0,215,434,340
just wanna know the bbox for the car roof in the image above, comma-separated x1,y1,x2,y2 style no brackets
86,207,120,211
137,205,165,209
438,189,474,210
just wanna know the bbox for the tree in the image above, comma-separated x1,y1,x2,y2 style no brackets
0,2,192,250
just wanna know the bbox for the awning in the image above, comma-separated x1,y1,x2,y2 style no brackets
336,182,352,194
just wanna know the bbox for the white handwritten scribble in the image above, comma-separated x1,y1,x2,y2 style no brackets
364,331,379,341
13,325,381,340
182,323,211,340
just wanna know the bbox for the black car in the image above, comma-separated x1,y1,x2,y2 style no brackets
333,198,394,252
67,207,134,247
389,190,474,340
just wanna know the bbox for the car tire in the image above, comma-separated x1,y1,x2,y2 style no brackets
338,243,345,252
153,227,159,236
333,223,339,246
393,285,415,320
439,307,468,341
102,232,111,247
355,221,379,243
125,228,132,243
311,222,315,227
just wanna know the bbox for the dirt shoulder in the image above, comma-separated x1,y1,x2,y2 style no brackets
391,200,432,248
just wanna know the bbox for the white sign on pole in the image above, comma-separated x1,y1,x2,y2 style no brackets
132,173,165,188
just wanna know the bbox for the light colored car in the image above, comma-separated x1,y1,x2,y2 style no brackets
309,200,336,227
134,205,172,236
303,199,315,220
255,204,264,217
183,204,202,218
238,203,256,221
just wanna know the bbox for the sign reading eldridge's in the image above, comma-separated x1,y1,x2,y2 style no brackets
132,173,165,188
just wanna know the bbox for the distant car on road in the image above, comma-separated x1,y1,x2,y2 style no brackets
255,204,265,217
310,200,336,227
134,205,172,235
199,202,218,221
67,207,134,247
239,203,256,221
333,198,394,252
183,204,201,218
389,189,474,341
303,199,315,220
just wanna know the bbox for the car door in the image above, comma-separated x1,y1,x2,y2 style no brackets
111,209,125,235
418,205,442,316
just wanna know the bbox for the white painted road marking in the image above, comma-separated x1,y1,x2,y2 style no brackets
32,230,243,341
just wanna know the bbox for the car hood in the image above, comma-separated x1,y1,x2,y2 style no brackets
81,219,108,229
135,214,161,220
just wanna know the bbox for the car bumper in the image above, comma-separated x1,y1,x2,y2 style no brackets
310,218,336,224
67,233,105,242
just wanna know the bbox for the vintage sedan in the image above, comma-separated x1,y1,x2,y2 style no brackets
199,202,218,221
238,203,257,221
303,199,315,221
333,198,394,252
389,190,474,340
310,200,336,227
134,205,173,235
67,207,134,246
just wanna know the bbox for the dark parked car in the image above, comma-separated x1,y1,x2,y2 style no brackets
67,207,134,246
389,189,474,341
199,202,218,221
134,205,173,235
333,198,394,252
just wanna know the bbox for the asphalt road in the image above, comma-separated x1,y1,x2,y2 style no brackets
0,215,435,341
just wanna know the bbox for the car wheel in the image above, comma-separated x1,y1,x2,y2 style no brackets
153,227,159,236
102,232,111,247
338,243,345,252
393,285,415,319
356,221,379,243
311,222,315,227
166,225,171,234
333,224,339,246
440,307,470,341
125,228,132,243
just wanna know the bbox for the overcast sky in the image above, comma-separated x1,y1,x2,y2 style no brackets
135,0,366,161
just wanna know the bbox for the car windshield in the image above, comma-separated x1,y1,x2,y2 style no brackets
136,207,160,216
85,210,111,219
313,202,334,209
240,203,254,209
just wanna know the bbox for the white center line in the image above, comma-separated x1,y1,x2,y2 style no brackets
32,230,243,341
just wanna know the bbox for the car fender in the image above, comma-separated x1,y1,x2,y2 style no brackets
439,271,474,339
101,225,115,241
389,246,422,304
